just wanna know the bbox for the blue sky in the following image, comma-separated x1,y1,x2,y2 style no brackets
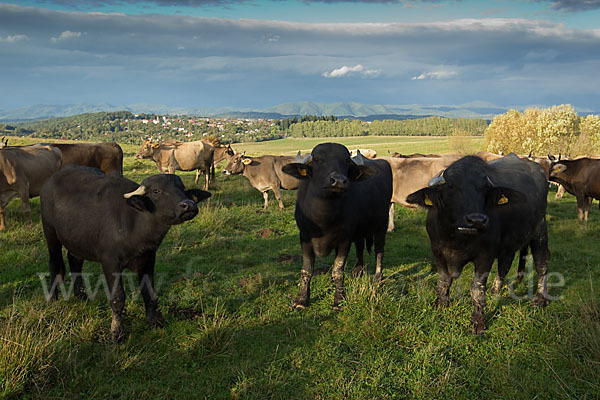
1,0,599,111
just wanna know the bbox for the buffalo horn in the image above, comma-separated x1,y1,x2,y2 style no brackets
352,149,367,166
428,170,446,187
124,185,147,199
295,152,312,164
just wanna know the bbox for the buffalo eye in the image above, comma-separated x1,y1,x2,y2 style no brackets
152,189,161,195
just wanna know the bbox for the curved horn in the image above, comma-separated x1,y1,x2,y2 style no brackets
295,153,312,164
124,185,147,199
428,170,446,187
352,149,368,166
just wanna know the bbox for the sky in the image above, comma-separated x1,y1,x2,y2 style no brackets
1,0,599,112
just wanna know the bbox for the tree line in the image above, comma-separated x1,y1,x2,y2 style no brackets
1,111,488,144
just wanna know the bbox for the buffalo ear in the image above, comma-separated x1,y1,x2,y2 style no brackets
551,163,567,175
126,195,154,212
282,163,311,179
349,165,378,181
186,189,211,203
406,188,439,208
489,187,527,207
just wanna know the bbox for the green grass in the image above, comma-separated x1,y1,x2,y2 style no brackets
1,136,599,399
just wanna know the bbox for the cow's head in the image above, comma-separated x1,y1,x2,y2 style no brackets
406,156,526,235
222,152,250,175
136,138,159,159
282,143,378,196
123,174,211,224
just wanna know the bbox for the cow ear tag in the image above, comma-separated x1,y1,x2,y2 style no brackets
242,158,252,165
299,167,307,176
152,143,160,148
424,195,433,206
498,195,508,205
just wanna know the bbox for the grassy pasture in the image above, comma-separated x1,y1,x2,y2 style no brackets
1,136,599,399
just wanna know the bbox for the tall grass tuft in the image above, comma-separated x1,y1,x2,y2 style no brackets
0,299,61,398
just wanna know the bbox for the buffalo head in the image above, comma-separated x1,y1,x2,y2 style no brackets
123,174,211,224
406,156,527,234
282,143,378,195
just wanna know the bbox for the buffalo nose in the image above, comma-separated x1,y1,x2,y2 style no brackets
330,173,348,189
465,213,489,228
179,200,197,212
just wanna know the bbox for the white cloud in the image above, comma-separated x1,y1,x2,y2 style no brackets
322,64,380,78
0,34,29,43
50,30,84,43
411,70,458,80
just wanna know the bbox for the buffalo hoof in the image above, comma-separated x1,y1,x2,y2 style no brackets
146,312,164,328
111,321,125,343
351,265,365,278
74,289,88,301
291,298,309,311
433,297,450,308
471,313,486,335
532,295,549,308
373,272,383,284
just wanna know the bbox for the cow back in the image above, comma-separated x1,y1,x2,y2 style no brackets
0,144,62,196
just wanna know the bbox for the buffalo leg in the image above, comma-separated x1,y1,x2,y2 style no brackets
517,246,529,283
135,254,163,327
331,243,351,310
490,252,515,295
67,252,87,300
433,253,453,307
373,230,386,283
471,258,493,335
43,226,66,300
104,269,126,342
351,239,365,277
292,242,315,310
530,222,549,307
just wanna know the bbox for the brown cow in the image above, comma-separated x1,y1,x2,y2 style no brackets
211,144,235,179
350,148,377,159
223,152,300,210
549,157,600,221
380,154,460,231
0,144,62,230
49,142,123,176
136,139,214,190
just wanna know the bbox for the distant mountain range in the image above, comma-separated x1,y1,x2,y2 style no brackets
0,101,596,123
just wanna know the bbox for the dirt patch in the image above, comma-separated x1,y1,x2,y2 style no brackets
277,253,300,264
257,228,282,238
238,274,262,288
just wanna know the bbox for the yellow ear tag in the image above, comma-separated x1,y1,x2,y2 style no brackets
424,196,433,206
498,195,508,205
242,158,252,165
152,143,160,148
299,168,307,176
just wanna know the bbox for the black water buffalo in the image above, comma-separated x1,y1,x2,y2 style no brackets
549,157,600,221
282,143,393,310
406,154,549,334
40,165,210,341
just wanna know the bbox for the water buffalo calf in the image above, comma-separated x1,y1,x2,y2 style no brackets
407,154,549,334
283,143,393,310
40,165,210,341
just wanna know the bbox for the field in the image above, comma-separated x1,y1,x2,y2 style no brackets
1,136,599,399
